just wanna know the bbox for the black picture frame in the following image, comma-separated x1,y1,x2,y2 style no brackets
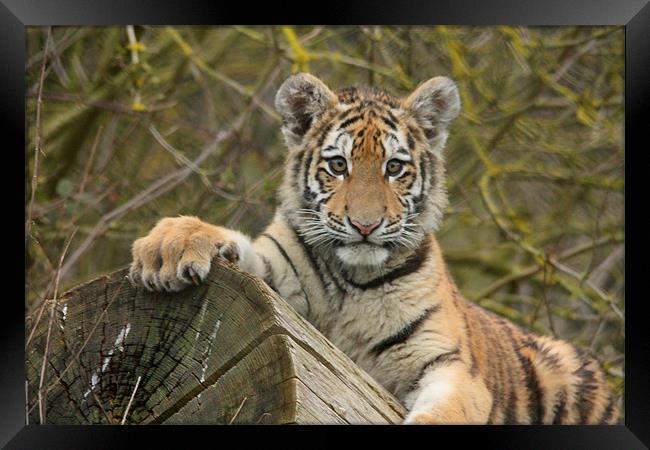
7,0,649,448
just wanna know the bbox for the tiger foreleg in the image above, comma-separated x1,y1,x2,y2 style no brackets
403,363,492,425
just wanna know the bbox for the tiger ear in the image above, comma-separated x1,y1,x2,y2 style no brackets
275,73,338,146
404,76,461,149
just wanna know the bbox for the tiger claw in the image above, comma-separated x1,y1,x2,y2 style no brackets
184,266,201,285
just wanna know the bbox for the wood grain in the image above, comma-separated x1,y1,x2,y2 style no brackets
26,259,406,424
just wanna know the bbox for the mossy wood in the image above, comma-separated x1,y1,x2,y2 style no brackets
26,260,406,424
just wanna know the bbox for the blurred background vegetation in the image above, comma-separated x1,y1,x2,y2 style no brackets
25,26,624,411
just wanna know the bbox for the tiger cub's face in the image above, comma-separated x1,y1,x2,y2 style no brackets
275,73,460,267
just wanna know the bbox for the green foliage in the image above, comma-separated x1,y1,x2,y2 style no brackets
25,25,624,403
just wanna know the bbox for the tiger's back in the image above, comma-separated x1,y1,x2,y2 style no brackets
461,297,619,424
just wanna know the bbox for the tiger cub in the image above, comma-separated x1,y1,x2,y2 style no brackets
129,73,620,424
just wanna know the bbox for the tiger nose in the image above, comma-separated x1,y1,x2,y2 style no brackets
349,219,382,236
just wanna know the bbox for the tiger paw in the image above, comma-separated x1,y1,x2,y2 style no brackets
129,216,242,292
403,412,438,425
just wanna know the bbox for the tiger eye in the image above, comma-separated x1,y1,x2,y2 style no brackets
386,159,403,176
328,157,348,176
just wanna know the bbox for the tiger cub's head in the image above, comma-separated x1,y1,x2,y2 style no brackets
275,73,460,267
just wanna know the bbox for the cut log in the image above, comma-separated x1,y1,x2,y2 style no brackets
25,260,406,424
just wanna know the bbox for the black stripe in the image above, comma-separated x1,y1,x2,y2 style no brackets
599,393,617,424
421,152,430,186
504,326,545,424
573,349,598,424
370,304,441,355
342,237,431,290
328,214,345,227
486,398,497,425
405,347,461,394
386,109,398,124
503,389,519,424
419,348,461,374
500,330,519,424
518,345,545,424
551,389,568,424
302,150,313,194
260,233,311,318
316,167,334,180
482,313,510,424
317,122,334,147
321,255,351,300
459,304,479,379
315,196,327,210
379,139,387,158
337,107,355,120
338,115,362,130
536,341,564,371
407,132,415,150
401,171,415,190
292,226,345,297
380,115,397,130
412,153,430,209
260,255,276,291
504,372,520,424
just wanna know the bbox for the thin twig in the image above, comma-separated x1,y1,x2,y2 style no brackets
26,27,52,247
228,397,248,425
57,130,226,281
590,318,607,351
542,262,557,336
473,234,623,301
25,91,141,115
121,376,142,425
25,291,51,349
78,125,104,196
126,26,140,65
27,276,129,417
587,245,624,290
37,226,77,424
165,27,281,122
84,370,112,424
25,182,119,322
256,412,271,424
64,343,113,424
27,218,91,346
477,172,624,321
25,380,29,425
550,258,624,319
148,125,243,202
26,28,81,70
57,60,283,281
